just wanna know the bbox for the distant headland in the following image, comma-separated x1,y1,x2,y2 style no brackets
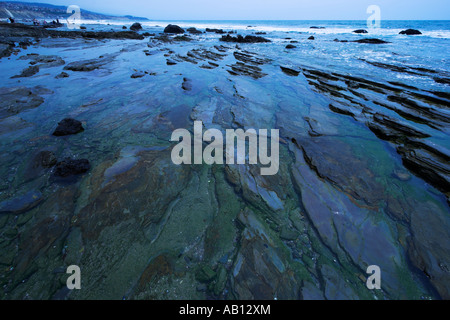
0,1,150,21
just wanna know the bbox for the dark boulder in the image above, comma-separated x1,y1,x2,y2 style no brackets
353,29,368,34
187,27,202,34
310,26,325,29
52,118,84,136
54,158,91,177
308,36,315,40
399,29,422,35
122,26,127,30
285,44,296,49
220,34,271,43
130,23,143,31
206,28,226,34
164,24,185,34
353,38,390,44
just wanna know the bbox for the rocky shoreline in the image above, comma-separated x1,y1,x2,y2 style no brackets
0,21,449,300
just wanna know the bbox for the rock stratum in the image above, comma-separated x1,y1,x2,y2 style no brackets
0,21,449,301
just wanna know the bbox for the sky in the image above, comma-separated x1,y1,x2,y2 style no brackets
5,0,450,20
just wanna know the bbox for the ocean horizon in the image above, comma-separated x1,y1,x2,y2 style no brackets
0,2,449,303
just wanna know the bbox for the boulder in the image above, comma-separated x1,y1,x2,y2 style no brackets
285,44,296,49
353,29,368,34
220,34,271,43
353,38,389,44
308,36,315,40
399,29,422,35
205,28,226,34
164,24,185,34
186,27,202,34
130,22,143,31
52,118,84,136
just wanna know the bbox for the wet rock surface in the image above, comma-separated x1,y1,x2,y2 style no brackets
0,22,144,41
63,53,118,72
0,190,43,214
54,158,91,177
0,21,449,301
18,54,65,68
11,65,39,78
0,86,52,120
301,64,450,198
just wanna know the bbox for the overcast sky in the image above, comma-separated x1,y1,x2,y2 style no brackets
6,0,450,20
